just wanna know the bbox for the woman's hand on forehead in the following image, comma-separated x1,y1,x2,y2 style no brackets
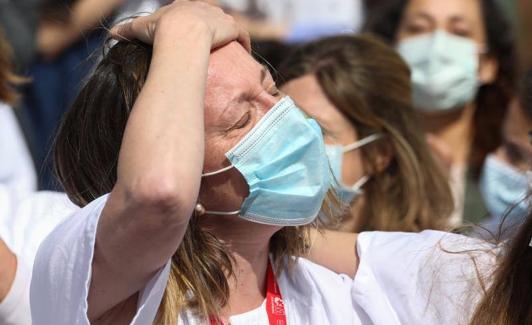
110,0,250,52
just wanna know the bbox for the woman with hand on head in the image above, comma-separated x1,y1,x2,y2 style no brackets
279,34,454,233
31,2,345,324
366,0,516,225
30,3,508,325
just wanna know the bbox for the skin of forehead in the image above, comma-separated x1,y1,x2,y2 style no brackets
401,0,486,43
281,74,355,141
203,42,264,125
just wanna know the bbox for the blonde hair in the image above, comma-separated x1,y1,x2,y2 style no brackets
279,34,454,232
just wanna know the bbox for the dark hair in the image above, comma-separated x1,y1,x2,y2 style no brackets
519,69,532,120
469,202,532,325
365,0,517,177
278,34,454,232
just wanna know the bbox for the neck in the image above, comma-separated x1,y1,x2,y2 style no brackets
341,196,366,233
419,103,476,167
200,216,280,323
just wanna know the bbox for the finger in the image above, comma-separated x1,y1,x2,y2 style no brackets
110,21,134,41
237,26,251,53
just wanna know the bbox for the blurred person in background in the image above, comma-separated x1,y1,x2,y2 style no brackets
0,29,36,211
279,34,454,232
366,0,516,226
0,27,77,325
479,69,532,235
19,0,126,190
217,0,364,43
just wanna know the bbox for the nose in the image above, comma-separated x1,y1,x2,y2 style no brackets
260,92,283,116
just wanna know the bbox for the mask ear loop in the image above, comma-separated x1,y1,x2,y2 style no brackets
342,134,383,153
194,203,241,216
197,164,242,216
349,175,369,191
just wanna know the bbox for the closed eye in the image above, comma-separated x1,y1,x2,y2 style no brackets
231,111,251,130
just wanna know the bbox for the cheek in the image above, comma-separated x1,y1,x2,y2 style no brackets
200,136,250,210
342,151,366,186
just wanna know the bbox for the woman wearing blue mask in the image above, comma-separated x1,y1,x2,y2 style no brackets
29,4,511,324
480,70,532,234
366,0,516,225
279,34,454,233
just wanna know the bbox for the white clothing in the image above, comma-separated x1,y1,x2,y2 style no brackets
219,0,364,32
31,194,497,325
0,102,36,205
0,187,78,325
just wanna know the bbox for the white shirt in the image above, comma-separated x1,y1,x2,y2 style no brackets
0,102,36,204
219,0,364,31
0,187,78,325
31,194,497,325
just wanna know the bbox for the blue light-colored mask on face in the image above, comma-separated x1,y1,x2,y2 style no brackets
397,29,480,112
325,134,382,206
201,97,330,226
480,154,529,221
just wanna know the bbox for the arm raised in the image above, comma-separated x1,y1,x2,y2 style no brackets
87,2,249,319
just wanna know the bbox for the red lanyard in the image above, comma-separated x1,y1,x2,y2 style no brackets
210,261,287,325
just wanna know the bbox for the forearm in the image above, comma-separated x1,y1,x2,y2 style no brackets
308,229,359,278
89,23,211,319
0,240,16,303
115,22,210,218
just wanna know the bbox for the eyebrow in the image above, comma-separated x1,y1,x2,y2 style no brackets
217,65,273,121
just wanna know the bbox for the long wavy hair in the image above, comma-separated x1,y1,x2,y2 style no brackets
278,34,454,232
53,39,336,323
365,0,517,178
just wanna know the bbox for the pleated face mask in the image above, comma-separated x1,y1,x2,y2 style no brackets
200,97,330,226
397,29,481,112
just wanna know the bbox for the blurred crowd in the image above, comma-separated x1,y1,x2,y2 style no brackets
0,0,532,324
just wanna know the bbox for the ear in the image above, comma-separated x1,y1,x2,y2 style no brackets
371,141,393,174
479,55,498,85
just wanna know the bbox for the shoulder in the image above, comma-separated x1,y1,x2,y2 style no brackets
356,230,496,272
353,230,497,325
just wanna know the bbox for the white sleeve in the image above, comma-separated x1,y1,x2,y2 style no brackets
30,194,172,325
0,103,36,202
0,258,31,325
352,230,497,325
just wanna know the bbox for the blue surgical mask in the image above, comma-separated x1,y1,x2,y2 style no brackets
480,154,529,221
325,134,382,206
397,29,480,112
200,97,330,226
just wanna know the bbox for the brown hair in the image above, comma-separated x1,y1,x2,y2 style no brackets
279,34,454,232
469,70,532,325
365,0,516,178
0,27,26,105
469,204,532,325
54,39,334,323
